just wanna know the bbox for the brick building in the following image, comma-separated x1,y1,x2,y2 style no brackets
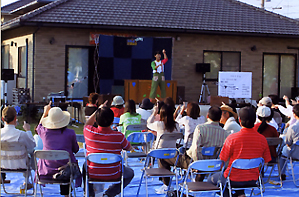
2,0,299,103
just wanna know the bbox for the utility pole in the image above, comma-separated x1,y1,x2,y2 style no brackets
261,0,265,9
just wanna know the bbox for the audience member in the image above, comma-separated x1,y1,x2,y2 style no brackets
257,97,279,129
85,93,100,117
154,101,165,121
136,98,154,121
83,103,134,197
279,104,299,181
208,107,271,197
275,95,299,128
175,102,205,148
164,97,176,114
268,95,283,127
220,103,241,134
254,106,279,161
36,102,80,197
119,100,142,137
1,106,35,187
110,95,125,118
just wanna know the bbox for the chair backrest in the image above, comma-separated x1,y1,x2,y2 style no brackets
125,124,147,132
188,159,224,172
202,146,218,157
87,153,122,165
113,117,120,124
147,148,178,159
160,132,184,141
231,158,264,170
76,134,85,143
1,141,26,151
126,132,155,143
290,141,299,156
34,150,70,161
266,137,282,146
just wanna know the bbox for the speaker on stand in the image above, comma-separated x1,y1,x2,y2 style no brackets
1,69,15,106
196,63,211,103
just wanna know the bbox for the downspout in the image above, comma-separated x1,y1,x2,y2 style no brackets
32,27,40,102
25,38,28,88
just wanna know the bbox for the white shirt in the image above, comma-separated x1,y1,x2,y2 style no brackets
278,105,296,126
136,108,153,121
153,60,164,73
175,114,205,148
223,117,241,134
1,124,35,169
255,115,278,130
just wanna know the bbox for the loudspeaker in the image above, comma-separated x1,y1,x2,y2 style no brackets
291,87,299,99
1,69,14,81
196,63,210,73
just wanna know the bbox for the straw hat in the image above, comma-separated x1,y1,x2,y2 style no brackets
220,104,238,120
112,96,124,106
41,107,70,129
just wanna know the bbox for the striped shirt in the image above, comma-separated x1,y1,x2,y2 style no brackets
83,125,132,180
220,127,271,182
187,121,229,160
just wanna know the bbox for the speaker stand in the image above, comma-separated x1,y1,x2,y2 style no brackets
199,73,210,103
3,80,8,107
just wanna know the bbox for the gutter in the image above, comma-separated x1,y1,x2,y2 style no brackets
32,27,40,102
25,38,29,88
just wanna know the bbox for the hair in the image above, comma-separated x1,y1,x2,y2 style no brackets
239,107,256,128
160,105,177,133
257,109,274,134
95,107,114,127
293,104,299,117
88,93,100,105
268,95,279,105
124,100,137,115
157,101,165,114
208,106,222,122
154,51,161,56
2,107,16,124
113,105,123,109
164,97,176,114
187,103,200,119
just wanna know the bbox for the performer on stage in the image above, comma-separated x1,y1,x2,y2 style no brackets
149,49,168,103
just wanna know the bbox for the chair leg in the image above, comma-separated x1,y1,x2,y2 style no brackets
228,181,232,197
290,159,299,187
136,171,145,197
145,176,148,197
24,171,28,197
34,181,38,197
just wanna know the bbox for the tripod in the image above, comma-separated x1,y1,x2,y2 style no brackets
199,73,210,103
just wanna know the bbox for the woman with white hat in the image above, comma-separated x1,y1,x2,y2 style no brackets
110,95,125,118
35,102,80,197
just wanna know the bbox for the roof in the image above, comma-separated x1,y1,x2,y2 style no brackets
1,0,36,13
2,0,299,37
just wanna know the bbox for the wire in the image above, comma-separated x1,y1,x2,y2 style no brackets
93,35,100,93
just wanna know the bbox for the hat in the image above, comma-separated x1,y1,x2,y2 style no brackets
112,96,124,106
41,107,70,129
256,106,271,117
259,97,272,107
140,98,154,110
2,107,16,123
220,104,238,120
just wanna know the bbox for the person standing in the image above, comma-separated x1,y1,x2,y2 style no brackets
149,49,168,102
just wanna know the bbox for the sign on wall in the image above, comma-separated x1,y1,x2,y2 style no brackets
218,72,252,98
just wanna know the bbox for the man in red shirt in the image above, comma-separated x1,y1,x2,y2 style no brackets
208,107,271,197
83,103,134,197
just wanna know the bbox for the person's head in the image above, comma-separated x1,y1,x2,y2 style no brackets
256,106,273,134
258,96,272,108
154,51,161,61
220,104,238,124
293,104,299,118
95,107,114,127
41,107,70,131
238,107,256,128
112,96,125,108
140,98,154,110
160,105,177,132
124,99,137,115
157,101,165,114
186,103,200,119
164,97,176,114
295,96,299,104
88,93,100,105
207,106,222,122
2,106,17,125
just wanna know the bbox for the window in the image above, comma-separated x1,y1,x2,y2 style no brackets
1,45,10,69
203,51,241,80
18,46,26,78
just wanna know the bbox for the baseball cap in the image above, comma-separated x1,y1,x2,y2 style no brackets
256,106,271,117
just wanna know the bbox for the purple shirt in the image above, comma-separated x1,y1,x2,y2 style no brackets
36,124,79,179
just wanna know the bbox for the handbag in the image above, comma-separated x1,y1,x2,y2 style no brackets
53,162,81,180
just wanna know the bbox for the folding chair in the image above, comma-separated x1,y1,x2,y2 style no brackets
155,133,184,149
1,141,34,196
125,124,147,135
283,140,299,187
264,137,283,188
85,153,124,197
225,158,265,197
124,132,155,166
180,159,225,197
34,150,76,197
75,134,86,157
137,148,179,197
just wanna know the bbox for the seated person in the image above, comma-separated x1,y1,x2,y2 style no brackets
36,102,80,197
136,98,154,121
254,106,279,162
83,103,134,197
119,100,142,137
175,102,205,148
85,93,100,127
208,107,271,197
1,106,36,188
220,103,241,134
110,96,125,118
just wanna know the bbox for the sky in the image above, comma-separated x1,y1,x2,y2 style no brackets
1,0,299,19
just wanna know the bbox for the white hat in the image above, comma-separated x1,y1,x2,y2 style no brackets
112,96,124,106
258,97,272,107
41,107,70,129
256,106,271,117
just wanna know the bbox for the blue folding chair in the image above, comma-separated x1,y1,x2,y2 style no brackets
137,148,179,197
180,159,225,197
283,140,299,187
85,153,124,197
124,132,155,166
224,158,265,197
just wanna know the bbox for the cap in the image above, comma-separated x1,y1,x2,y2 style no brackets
256,106,271,117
